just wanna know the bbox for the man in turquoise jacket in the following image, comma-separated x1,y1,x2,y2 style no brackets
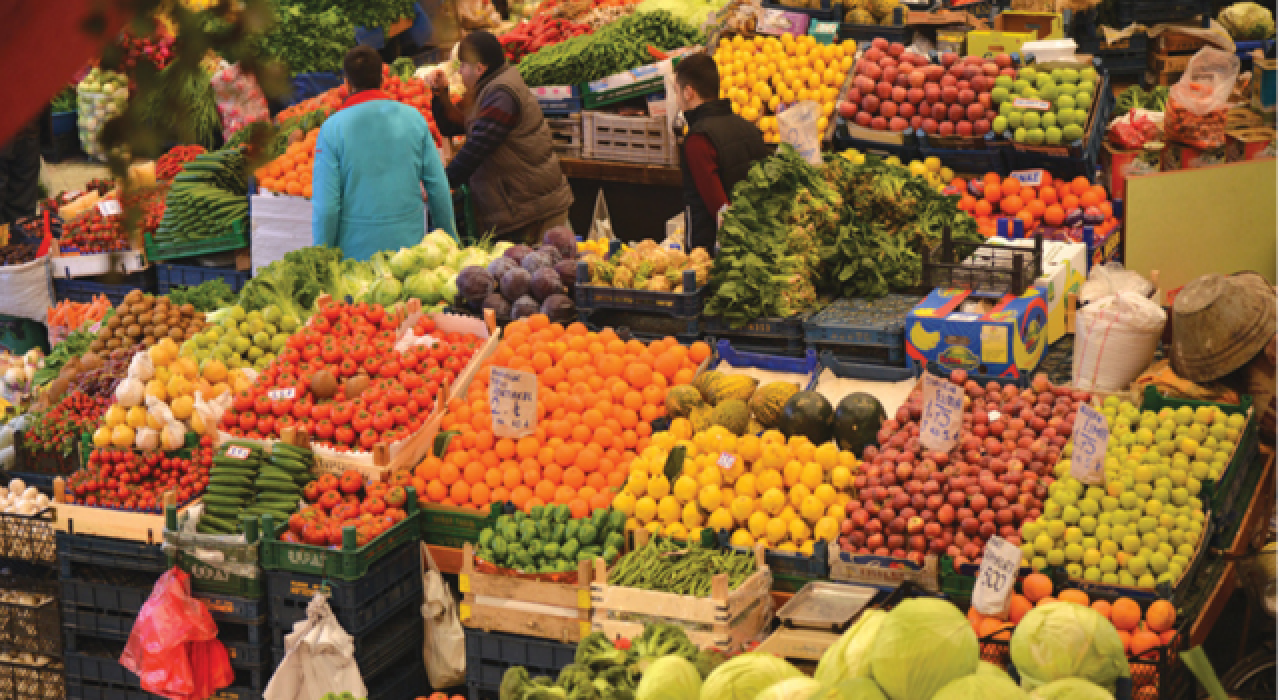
312,46,456,261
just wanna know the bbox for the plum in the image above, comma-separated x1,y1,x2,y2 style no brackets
511,295,540,319
482,293,511,321
553,258,577,293
521,251,553,274
487,256,518,280
541,294,575,322
541,226,576,259
503,244,533,264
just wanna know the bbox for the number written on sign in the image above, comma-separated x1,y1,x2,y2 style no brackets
1070,403,1109,484
490,366,538,438
920,372,965,452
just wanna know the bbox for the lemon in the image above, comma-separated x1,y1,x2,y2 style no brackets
801,495,827,524
729,496,755,524
760,443,788,470
626,517,640,532
721,487,737,509
708,508,735,531
765,518,789,544
828,503,847,519
813,483,838,507
761,487,786,515
831,466,852,490
658,496,682,524
682,501,705,528
908,161,929,177
647,474,670,500
698,467,722,489
814,517,840,541
104,405,126,428
782,460,804,488
924,156,942,172
93,426,112,448
814,443,840,470
800,463,824,491
779,505,798,524
757,469,784,494
698,484,722,512
762,429,786,446
741,107,759,123
776,541,798,552
789,483,811,510
612,490,636,516
645,522,662,537
789,436,815,462
627,471,649,497
730,529,755,548
664,522,689,540
734,473,758,499
789,519,811,543
635,496,657,524
748,511,770,538
799,540,815,556
673,475,698,502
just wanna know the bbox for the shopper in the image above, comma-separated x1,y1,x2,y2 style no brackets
312,46,456,262
0,118,41,227
430,31,573,243
673,52,770,252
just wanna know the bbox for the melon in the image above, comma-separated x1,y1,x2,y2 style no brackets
844,7,874,23
693,370,723,405
749,382,800,428
690,405,715,434
711,399,751,436
665,385,704,418
778,391,835,445
710,374,759,405
832,393,886,456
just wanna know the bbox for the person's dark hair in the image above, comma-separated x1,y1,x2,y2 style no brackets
675,53,719,101
458,31,507,78
343,46,384,92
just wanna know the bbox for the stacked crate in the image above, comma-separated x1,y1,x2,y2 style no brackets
0,507,63,700
1148,29,1215,87
265,541,427,700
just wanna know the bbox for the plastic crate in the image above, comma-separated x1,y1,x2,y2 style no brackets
287,72,343,108
144,218,248,262
547,115,584,159
155,263,251,295
53,268,156,306
1075,34,1148,80
917,132,1011,175
703,315,807,350
0,657,65,700
760,0,840,20
924,231,1044,298
60,579,150,617
1114,0,1209,26
1035,335,1074,386
218,621,270,669
362,651,430,700
715,529,828,582
0,508,57,566
0,583,61,656
803,295,919,370
575,264,704,316
164,506,262,598
581,112,677,166
1007,68,1113,182
272,596,423,682
464,629,577,696
833,119,922,161
578,309,701,344
420,501,507,549
712,337,820,378
838,6,909,44
258,494,421,581
57,532,167,578
194,592,265,623
265,540,422,636
207,665,270,700
65,678,154,700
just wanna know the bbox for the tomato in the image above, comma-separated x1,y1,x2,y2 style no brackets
318,490,343,512
339,470,364,494
360,429,380,449
331,402,354,426
339,358,358,377
391,406,410,426
273,398,294,417
232,390,254,412
314,419,335,439
253,395,271,414
238,413,258,431
372,410,394,432
352,410,373,433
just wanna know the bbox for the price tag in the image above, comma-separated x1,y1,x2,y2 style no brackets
225,446,251,460
972,535,1023,616
87,321,102,334
1010,169,1048,188
489,366,538,438
1012,97,1052,111
267,388,296,401
97,200,122,217
920,372,964,452
65,190,83,200
717,452,737,470
1070,403,1109,484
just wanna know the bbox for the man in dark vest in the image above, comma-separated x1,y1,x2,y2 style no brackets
674,53,770,253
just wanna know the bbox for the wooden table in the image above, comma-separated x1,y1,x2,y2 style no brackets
559,157,682,188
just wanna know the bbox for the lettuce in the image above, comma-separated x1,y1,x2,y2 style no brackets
815,609,886,686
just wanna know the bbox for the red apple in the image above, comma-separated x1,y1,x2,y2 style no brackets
958,88,976,105
940,52,958,67
870,116,888,130
882,66,899,86
923,83,941,102
862,94,881,113
864,47,885,63
964,54,984,65
925,65,946,82
879,56,898,71
854,75,875,93
888,42,904,57
931,103,948,121
889,116,909,132
838,101,858,119
908,71,926,88
898,102,915,119
880,101,898,119
995,53,1013,68
939,121,955,136
982,62,1000,77
941,74,958,89
891,86,907,103
966,102,985,120
846,88,862,104
855,111,873,127
872,37,889,50
948,104,965,122
863,63,882,81
909,115,923,130
906,87,924,104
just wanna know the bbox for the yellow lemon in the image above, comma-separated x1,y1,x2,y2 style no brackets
800,463,825,491
761,487,786,516
729,495,755,523
828,503,847,519
817,116,829,132
741,106,760,123
664,522,689,541
612,490,636,516
682,501,705,528
647,474,671,500
807,72,823,90
93,426,112,448
731,34,745,48
146,379,168,402
111,424,135,449
814,443,840,470
831,466,852,490
789,436,815,462
814,483,838,506
765,518,789,544
780,505,798,524
627,471,649,497
783,460,804,488
698,484,722,512
841,39,857,54
126,405,148,430
658,496,682,524
815,517,840,541
748,511,770,538
799,540,815,555
757,469,784,494
734,472,758,499
789,484,811,510
838,451,858,468
721,487,737,509
730,529,755,548
768,95,782,112
104,405,126,428
669,418,692,440
776,541,798,552
673,475,698,502
635,496,657,524
801,495,827,524
708,508,735,531
645,521,662,537
789,519,811,543
760,443,789,470
762,429,786,446
698,467,722,489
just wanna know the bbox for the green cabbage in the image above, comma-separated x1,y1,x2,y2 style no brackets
1027,678,1115,700
390,247,423,280
932,671,1028,700
699,652,803,700
367,274,403,306
456,247,490,270
756,677,822,700
492,241,514,259
1219,1,1275,39
975,662,1016,683
440,273,458,304
868,599,979,700
815,610,886,685
417,241,446,269
404,269,444,304
425,229,459,252
637,656,703,700
821,678,888,699
1009,602,1129,692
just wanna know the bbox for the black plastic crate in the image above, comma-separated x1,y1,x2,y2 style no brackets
0,585,62,656
218,621,270,669
923,230,1044,298
208,666,270,700
272,595,423,682
760,0,840,20
265,540,421,637
364,650,430,700
578,309,700,344
57,533,167,578
194,592,265,624
575,263,706,317
1114,0,1209,26
60,579,149,616
53,268,157,307
1076,34,1148,80
155,264,251,295
0,508,57,566
838,6,909,45
465,629,576,695
1036,336,1074,387
703,315,808,357
64,639,138,687
833,119,922,161
0,657,66,700
66,678,157,700
917,132,1011,175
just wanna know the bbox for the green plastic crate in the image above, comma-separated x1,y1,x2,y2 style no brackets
164,506,263,597
420,501,504,548
259,488,421,581
145,218,247,261
582,77,665,110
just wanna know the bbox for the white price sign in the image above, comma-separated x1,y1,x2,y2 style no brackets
920,372,965,452
718,452,737,470
490,366,538,438
972,535,1023,617
97,200,122,217
267,388,296,401
1070,403,1109,484
225,445,251,460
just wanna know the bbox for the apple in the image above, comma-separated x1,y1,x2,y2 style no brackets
888,42,905,57
846,88,862,104
949,64,967,80
939,120,955,136
880,101,898,118
838,101,858,119
909,115,923,130
863,63,883,81
925,65,946,82
941,74,958,88
941,86,959,104
889,116,909,132
854,111,873,127
862,94,881,113
871,37,889,51
948,104,965,122
870,116,888,130
964,54,984,65
882,66,899,86
891,86,907,103
923,84,941,102
921,117,937,133
940,52,958,67
958,88,976,105
864,47,885,63
898,102,915,119
906,87,924,104
908,71,926,89
995,53,1014,68
879,56,897,71
876,81,894,100
854,75,875,93
983,62,1000,77
931,102,948,121
966,102,985,120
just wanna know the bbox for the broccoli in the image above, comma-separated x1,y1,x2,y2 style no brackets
631,623,697,663
574,632,632,673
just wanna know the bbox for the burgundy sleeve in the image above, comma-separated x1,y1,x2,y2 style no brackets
683,133,730,216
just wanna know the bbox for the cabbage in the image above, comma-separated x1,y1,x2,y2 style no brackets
368,274,403,306
975,662,1015,683
868,599,979,700
440,273,458,305
389,247,422,280
457,247,490,270
636,655,703,700
405,269,443,304
418,241,446,269
1027,678,1114,700
756,677,822,700
1009,603,1129,692
932,671,1028,700
491,241,514,258
821,678,888,699
699,652,803,700
1219,1,1274,39
424,229,458,252
815,609,886,685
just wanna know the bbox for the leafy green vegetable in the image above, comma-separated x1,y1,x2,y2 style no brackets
237,245,345,321
252,0,356,75
167,278,237,312
518,11,704,87
50,86,77,113
1114,85,1169,118
34,328,97,386
136,63,222,149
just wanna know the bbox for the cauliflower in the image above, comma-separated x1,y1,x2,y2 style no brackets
646,275,671,292
1220,2,1275,39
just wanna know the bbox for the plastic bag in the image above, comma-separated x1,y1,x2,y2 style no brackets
211,61,271,140
778,101,823,166
192,390,233,436
421,543,466,688
264,594,367,700
121,568,233,699
1073,291,1167,391
1078,262,1155,304
0,254,54,323
1165,48,1240,149
1107,110,1162,150
146,395,177,428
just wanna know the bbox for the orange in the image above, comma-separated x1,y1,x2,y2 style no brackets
974,199,993,217
1039,186,1058,205
1145,600,1175,633
569,498,590,519
959,195,976,212
1071,176,1091,196
563,467,585,489
1091,599,1112,620
416,456,442,482
1111,598,1142,632
450,480,471,504
1026,199,1046,218
426,480,447,501
554,484,577,504
625,363,652,389
589,490,613,511
440,463,461,486
495,438,516,459
534,480,556,502
1058,589,1090,606
1000,195,1023,215
1019,186,1037,204
510,485,532,509
1080,190,1101,208
984,183,1003,202
470,483,491,506
980,618,1014,641
1129,629,1163,659
502,467,523,489
1115,628,1132,653
1022,573,1053,602
1062,194,1079,211
1043,204,1065,226
688,342,711,364
1010,594,1033,624
524,496,545,513
1000,177,1021,196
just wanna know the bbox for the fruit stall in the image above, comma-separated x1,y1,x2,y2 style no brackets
0,0,1275,698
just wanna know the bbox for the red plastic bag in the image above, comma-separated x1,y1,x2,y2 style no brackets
1109,111,1161,150
120,568,233,700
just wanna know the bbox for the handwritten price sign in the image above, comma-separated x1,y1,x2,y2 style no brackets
1070,403,1109,484
267,388,296,401
972,536,1023,616
490,366,538,438
920,372,964,452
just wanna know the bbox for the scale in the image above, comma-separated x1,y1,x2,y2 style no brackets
759,583,878,662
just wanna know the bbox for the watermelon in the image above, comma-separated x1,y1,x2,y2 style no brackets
778,391,835,445
832,393,886,456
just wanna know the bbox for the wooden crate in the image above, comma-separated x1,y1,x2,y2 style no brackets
52,484,195,543
1149,50,1193,75
1155,30,1215,54
589,540,772,652
458,543,594,644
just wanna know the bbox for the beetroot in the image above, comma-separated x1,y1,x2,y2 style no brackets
541,294,575,322
500,267,532,301
531,267,565,301
542,226,576,259
553,259,577,293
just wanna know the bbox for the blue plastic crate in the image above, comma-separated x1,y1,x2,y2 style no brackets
58,532,167,577
575,263,705,317
53,268,157,306
713,337,819,378
703,315,808,358
52,110,78,135
60,579,149,617
465,629,577,694
917,132,1010,174
539,97,584,115
265,540,421,636
803,295,919,347
838,6,909,45
208,664,272,700
156,263,251,295
1236,39,1277,70
362,650,431,700
833,120,922,161
1075,31,1148,79
287,72,343,108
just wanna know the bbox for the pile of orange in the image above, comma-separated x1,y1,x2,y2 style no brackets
254,129,318,198
953,173,1120,240
409,314,711,516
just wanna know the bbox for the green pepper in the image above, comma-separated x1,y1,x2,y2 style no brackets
512,510,526,525
609,509,626,531
530,504,544,521
578,523,598,546
562,539,579,560
521,521,539,544
603,545,619,563
591,509,608,530
551,523,566,542
503,522,519,542
565,520,581,542
516,550,534,569
478,528,495,547
554,504,570,523
605,532,624,551
543,542,560,560
527,541,543,559
492,535,508,557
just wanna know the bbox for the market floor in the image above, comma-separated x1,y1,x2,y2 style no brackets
41,158,110,196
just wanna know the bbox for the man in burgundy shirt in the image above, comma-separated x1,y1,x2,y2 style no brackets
674,53,770,252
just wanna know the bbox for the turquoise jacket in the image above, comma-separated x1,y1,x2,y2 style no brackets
312,93,457,261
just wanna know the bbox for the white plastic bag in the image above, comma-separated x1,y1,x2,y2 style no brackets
778,101,823,166
146,395,177,428
1079,262,1155,304
264,595,367,700
1073,291,1167,391
0,254,54,323
1165,47,1240,149
192,390,233,436
421,542,466,688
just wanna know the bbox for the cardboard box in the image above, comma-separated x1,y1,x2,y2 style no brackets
1101,142,1162,200
905,287,1050,381
961,238,1085,345
1162,141,1228,171
1252,51,1276,112
966,11,1063,58
1226,128,1277,162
